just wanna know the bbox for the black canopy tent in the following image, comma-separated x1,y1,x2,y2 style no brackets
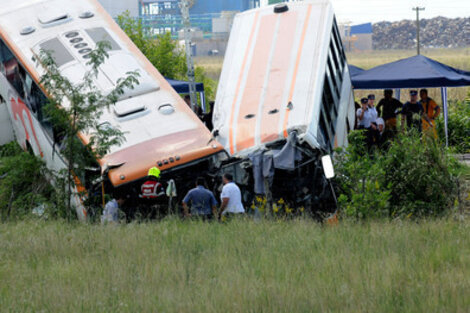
349,55,470,146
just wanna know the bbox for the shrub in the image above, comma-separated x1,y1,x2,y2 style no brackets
436,98,470,153
334,131,392,219
335,130,460,219
0,142,54,221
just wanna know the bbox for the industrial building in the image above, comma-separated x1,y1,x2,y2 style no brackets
97,0,296,56
339,22,373,51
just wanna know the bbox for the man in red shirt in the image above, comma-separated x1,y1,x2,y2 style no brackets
140,167,165,199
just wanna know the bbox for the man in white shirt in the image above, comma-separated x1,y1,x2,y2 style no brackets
356,97,373,129
219,173,245,219
367,94,378,123
101,195,126,224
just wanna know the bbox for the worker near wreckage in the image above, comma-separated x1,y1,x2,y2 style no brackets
419,89,441,139
401,90,424,132
377,89,403,132
140,167,165,199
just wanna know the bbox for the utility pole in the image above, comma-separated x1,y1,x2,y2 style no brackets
180,0,198,113
412,6,425,55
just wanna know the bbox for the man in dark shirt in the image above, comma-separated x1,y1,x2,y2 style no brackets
401,90,424,132
376,89,402,131
182,177,218,220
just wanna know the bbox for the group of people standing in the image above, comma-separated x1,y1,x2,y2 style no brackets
101,169,245,223
356,89,441,148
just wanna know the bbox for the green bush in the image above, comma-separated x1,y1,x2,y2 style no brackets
335,130,460,219
436,98,470,153
0,142,54,221
335,131,392,219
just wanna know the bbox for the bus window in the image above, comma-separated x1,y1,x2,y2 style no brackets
9,61,26,99
0,38,26,99
24,75,35,111
29,82,55,138
319,109,332,151
0,38,12,75
28,81,45,116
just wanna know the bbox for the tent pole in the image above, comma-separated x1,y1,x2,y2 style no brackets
441,87,449,147
394,88,401,102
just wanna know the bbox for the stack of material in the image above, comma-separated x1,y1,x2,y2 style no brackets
373,16,470,50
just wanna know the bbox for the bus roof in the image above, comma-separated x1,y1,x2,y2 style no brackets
0,0,223,186
213,0,334,157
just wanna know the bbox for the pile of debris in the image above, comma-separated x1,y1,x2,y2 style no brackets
373,16,470,49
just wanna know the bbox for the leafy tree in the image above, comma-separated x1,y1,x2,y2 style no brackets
38,42,139,218
117,12,186,79
117,11,216,107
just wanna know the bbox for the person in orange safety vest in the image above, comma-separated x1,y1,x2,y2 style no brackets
419,89,441,139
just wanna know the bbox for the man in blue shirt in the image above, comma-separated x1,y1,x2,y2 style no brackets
182,177,218,220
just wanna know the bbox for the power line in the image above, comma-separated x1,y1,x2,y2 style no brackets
412,6,425,55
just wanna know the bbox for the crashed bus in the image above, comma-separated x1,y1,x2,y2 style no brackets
0,0,224,220
212,1,356,214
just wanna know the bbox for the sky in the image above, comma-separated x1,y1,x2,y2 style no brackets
260,0,470,24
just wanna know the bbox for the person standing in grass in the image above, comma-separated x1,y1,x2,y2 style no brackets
357,96,378,149
401,90,424,132
356,98,372,130
367,94,378,123
182,177,218,221
218,173,245,220
101,194,126,224
377,89,402,132
419,89,440,139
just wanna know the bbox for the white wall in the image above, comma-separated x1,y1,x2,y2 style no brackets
97,0,139,18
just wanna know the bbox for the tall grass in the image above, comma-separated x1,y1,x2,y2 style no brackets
1,219,469,312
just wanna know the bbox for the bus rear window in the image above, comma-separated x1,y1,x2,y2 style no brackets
39,38,74,67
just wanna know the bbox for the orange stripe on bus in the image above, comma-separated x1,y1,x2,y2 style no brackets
228,12,260,155
236,14,277,152
282,5,313,138
260,11,298,144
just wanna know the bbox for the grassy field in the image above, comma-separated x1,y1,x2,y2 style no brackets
1,219,469,312
195,48,470,101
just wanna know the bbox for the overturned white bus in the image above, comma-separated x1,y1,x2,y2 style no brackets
0,0,224,219
212,1,356,214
